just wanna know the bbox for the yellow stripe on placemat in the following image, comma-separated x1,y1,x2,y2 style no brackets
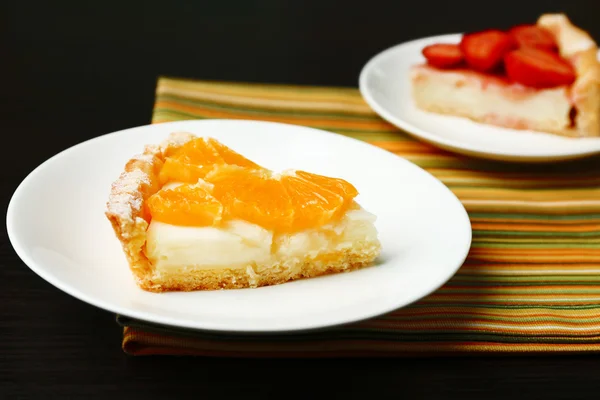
120,76,600,356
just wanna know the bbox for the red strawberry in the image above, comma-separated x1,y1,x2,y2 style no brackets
509,25,557,51
504,48,575,88
460,30,515,71
422,43,464,68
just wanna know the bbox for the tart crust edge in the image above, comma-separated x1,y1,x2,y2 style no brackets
538,13,600,137
105,131,196,291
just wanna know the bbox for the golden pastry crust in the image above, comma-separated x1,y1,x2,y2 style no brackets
105,132,196,290
538,13,600,137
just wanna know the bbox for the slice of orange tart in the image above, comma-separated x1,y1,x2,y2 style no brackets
105,132,381,292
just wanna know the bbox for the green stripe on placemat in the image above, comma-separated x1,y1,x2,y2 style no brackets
118,76,600,357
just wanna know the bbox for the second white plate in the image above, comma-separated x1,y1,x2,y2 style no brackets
359,34,600,162
7,120,471,333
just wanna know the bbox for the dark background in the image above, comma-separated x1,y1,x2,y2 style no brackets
3,0,600,398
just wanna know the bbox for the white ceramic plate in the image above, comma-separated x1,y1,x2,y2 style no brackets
7,119,471,333
359,34,600,162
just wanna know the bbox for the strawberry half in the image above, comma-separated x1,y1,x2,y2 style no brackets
422,43,464,68
460,30,515,71
509,25,557,51
504,48,575,88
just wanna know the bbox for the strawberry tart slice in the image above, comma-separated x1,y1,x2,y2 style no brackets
410,13,600,138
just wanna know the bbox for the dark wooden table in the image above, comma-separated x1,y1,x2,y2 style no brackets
3,1,600,398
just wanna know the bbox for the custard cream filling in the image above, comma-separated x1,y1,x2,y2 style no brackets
411,65,573,131
145,208,378,272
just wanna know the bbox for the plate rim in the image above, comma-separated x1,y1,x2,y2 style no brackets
6,119,472,333
358,33,600,163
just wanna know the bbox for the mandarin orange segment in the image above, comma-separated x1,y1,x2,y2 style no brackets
206,138,261,169
205,165,294,231
280,174,345,230
159,137,261,184
158,157,213,185
174,137,224,165
147,184,223,227
295,170,359,200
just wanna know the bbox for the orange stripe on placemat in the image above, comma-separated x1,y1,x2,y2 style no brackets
122,328,600,357
157,77,368,104
458,262,600,273
378,310,600,320
156,87,373,114
471,222,600,232
470,217,600,225
468,248,600,256
153,101,396,131
366,140,447,154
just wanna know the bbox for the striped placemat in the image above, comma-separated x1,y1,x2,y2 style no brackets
119,76,600,357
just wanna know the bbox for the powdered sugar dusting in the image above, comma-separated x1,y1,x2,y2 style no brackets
131,153,155,163
160,131,195,151
107,169,150,219
106,132,197,222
